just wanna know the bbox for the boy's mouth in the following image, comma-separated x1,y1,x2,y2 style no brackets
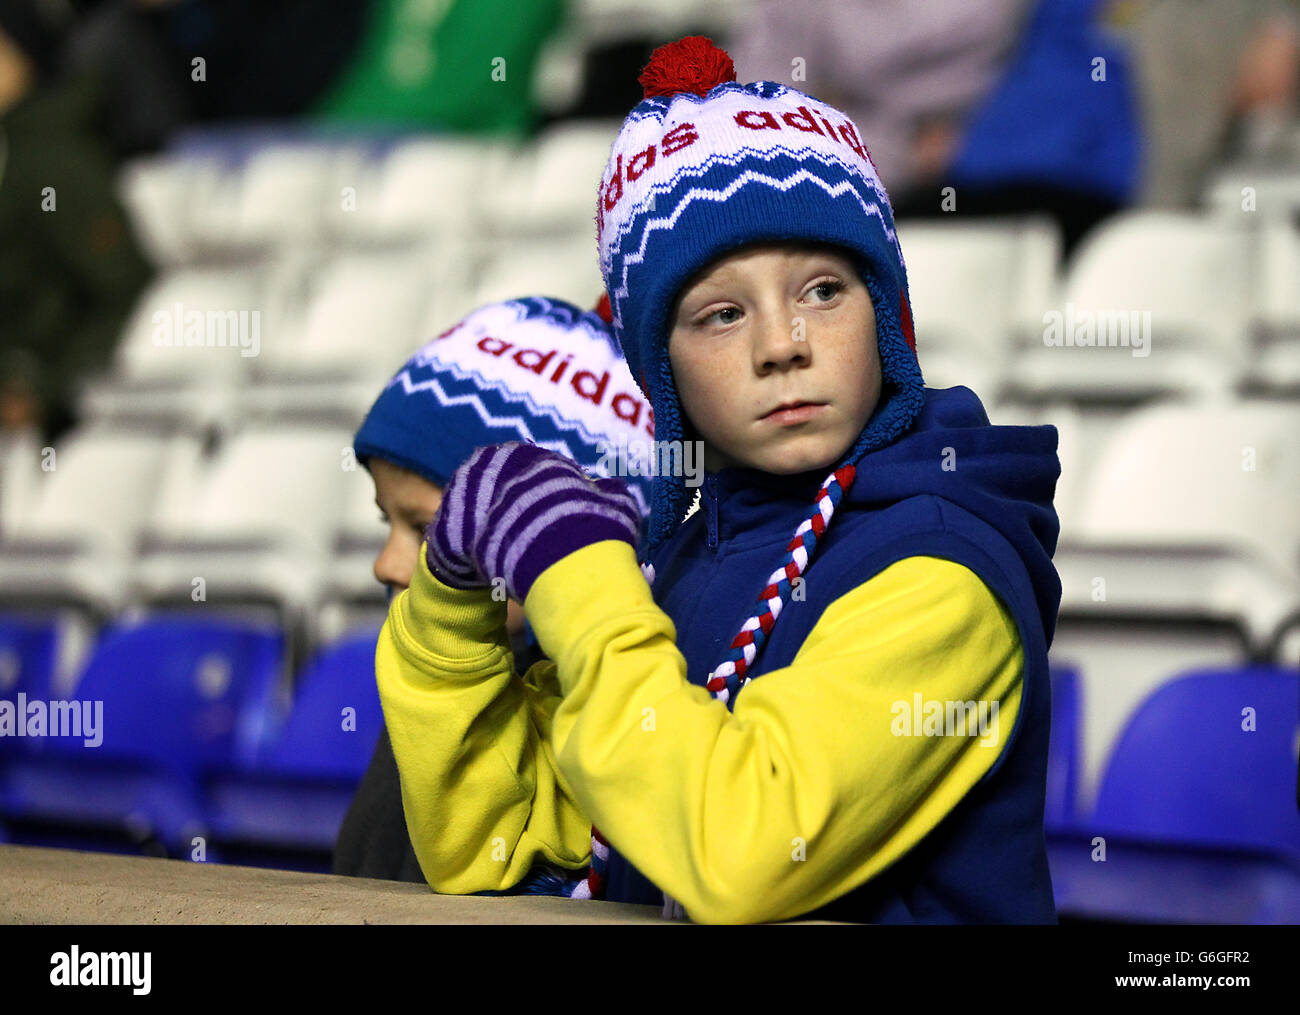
760,400,827,424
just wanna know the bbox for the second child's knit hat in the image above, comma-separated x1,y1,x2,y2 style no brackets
353,296,654,523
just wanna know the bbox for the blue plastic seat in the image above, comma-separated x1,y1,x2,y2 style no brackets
0,615,284,855
0,613,60,762
203,628,381,855
1044,664,1081,832
1048,665,1300,923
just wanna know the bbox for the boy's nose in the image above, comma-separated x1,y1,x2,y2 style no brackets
373,537,413,592
753,313,811,373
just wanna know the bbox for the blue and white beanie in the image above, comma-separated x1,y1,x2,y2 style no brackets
596,36,925,556
353,296,654,526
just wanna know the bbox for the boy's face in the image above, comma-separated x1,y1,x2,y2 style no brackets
370,458,526,637
667,243,882,475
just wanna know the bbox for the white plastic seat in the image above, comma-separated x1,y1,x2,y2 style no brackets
484,121,620,235
1205,165,1300,221
105,266,266,384
318,467,389,645
356,138,512,241
0,427,42,542
1008,211,1255,401
79,266,270,427
472,235,603,309
255,247,448,381
130,424,357,625
1248,221,1300,393
0,426,196,613
899,217,1061,400
1046,398,1300,808
116,154,226,266
1075,400,1300,579
187,144,347,252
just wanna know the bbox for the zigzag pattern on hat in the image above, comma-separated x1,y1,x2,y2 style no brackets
393,360,625,453
386,368,653,518
602,147,902,280
506,297,625,357
604,162,901,317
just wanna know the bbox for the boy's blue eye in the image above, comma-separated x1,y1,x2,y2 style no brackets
706,307,741,326
811,280,843,301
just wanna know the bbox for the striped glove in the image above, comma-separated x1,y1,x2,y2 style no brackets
424,442,642,603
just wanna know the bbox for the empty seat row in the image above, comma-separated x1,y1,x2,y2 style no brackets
0,422,382,633
0,616,382,865
1044,663,1300,923
79,235,605,427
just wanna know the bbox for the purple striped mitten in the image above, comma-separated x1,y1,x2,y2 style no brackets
424,442,642,603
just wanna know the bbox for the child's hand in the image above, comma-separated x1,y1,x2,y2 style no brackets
424,442,641,602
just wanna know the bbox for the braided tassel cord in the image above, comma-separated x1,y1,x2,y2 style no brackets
705,465,857,705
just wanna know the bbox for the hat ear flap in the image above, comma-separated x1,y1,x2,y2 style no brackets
899,287,917,356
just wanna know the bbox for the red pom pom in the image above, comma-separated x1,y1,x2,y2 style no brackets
638,35,736,99
593,292,612,323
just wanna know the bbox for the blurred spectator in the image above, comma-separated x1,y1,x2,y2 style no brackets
1125,0,1300,207
937,0,1142,254
0,2,153,442
729,0,1142,255
728,0,1033,206
310,0,566,135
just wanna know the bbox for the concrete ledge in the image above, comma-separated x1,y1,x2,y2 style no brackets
0,845,668,924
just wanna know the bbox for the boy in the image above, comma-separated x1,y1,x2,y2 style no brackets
379,37,1062,923
334,295,652,885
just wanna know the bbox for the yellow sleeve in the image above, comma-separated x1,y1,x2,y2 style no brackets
375,550,593,894
525,540,1024,924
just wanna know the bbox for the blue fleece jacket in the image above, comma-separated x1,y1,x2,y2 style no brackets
600,384,1062,922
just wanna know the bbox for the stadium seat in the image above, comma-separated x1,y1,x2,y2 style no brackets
0,425,199,615
1007,211,1255,401
356,137,512,241
1048,665,1300,923
1248,221,1300,394
1048,397,1300,817
0,615,286,855
116,154,227,266
897,217,1061,401
1205,164,1300,221
483,120,622,234
1069,399,1300,597
319,470,388,646
254,246,451,382
0,613,59,762
0,426,41,541
473,235,604,310
129,423,357,644
218,144,346,250
78,266,270,427
1045,665,1082,832
203,628,382,856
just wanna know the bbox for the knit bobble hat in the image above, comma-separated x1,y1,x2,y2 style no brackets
353,296,654,523
596,35,925,559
